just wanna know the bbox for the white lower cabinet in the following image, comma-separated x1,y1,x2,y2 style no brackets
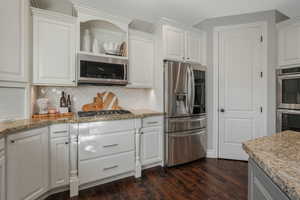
0,138,5,200
50,137,69,188
7,127,49,200
0,155,5,200
140,116,163,168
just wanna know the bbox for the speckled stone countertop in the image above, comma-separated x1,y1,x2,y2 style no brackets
0,109,164,136
243,131,300,200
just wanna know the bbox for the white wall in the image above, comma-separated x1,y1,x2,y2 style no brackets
36,86,158,113
195,10,288,152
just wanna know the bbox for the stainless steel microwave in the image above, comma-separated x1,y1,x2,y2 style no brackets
77,53,128,85
277,67,300,110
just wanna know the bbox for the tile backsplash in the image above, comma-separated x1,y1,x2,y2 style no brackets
36,86,158,113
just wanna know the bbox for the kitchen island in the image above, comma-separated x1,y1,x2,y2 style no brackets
243,131,300,200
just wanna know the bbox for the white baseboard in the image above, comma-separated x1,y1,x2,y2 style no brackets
206,149,217,158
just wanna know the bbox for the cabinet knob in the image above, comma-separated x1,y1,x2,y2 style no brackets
140,132,144,135
11,140,15,144
65,142,69,145
187,58,190,60
182,57,185,60
72,80,76,83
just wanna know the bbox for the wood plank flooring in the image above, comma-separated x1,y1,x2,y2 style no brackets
46,158,248,200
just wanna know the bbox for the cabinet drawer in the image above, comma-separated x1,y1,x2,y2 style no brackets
88,120,135,135
79,151,135,185
50,124,69,138
79,131,134,161
142,116,163,128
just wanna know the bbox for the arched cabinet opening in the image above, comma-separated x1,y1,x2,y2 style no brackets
80,20,128,57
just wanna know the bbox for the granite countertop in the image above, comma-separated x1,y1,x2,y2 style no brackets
0,109,164,136
243,131,300,200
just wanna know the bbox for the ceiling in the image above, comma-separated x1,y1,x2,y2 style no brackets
70,0,300,26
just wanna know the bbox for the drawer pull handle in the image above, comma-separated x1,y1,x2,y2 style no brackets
103,165,118,171
147,121,158,125
53,130,67,134
103,144,118,148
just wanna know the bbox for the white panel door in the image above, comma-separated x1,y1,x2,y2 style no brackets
163,25,185,61
278,23,300,66
140,127,163,166
218,24,266,160
0,0,27,82
33,13,76,86
186,31,201,64
128,31,154,88
7,127,49,200
50,137,69,188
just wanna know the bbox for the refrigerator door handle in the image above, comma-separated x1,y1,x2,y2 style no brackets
187,66,195,114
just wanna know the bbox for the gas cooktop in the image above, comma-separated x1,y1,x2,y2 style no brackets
78,110,132,118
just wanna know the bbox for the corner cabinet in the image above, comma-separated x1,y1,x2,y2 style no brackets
0,0,30,82
32,8,76,86
163,25,206,65
278,18,300,67
140,116,164,169
128,30,154,88
7,127,49,200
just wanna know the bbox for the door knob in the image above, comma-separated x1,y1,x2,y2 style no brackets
220,108,225,113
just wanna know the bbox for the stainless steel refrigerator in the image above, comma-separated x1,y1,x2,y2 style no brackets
164,60,207,167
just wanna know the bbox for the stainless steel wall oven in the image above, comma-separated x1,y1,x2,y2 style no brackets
277,66,300,132
277,67,300,110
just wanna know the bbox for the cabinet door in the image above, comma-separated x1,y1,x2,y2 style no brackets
0,156,5,200
7,127,49,200
51,137,69,188
141,126,163,167
0,0,28,82
128,32,154,88
33,13,76,86
278,23,300,66
186,32,201,64
163,25,185,61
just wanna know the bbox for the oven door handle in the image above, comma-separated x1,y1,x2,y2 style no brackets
278,74,300,79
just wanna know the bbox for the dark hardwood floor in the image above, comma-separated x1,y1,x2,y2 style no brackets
47,159,248,200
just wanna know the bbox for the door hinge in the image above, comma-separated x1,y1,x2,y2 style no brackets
260,72,263,78
260,106,263,113
260,35,263,43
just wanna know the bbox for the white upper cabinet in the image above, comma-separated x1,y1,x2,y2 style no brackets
32,8,76,86
0,0,29,82
278,20,300,67
7,127,49,200
163,25,185,61
186,31,201,63
163,25,206,65
128,30,154,88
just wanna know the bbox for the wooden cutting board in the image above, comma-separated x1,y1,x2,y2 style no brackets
82,92,121,112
